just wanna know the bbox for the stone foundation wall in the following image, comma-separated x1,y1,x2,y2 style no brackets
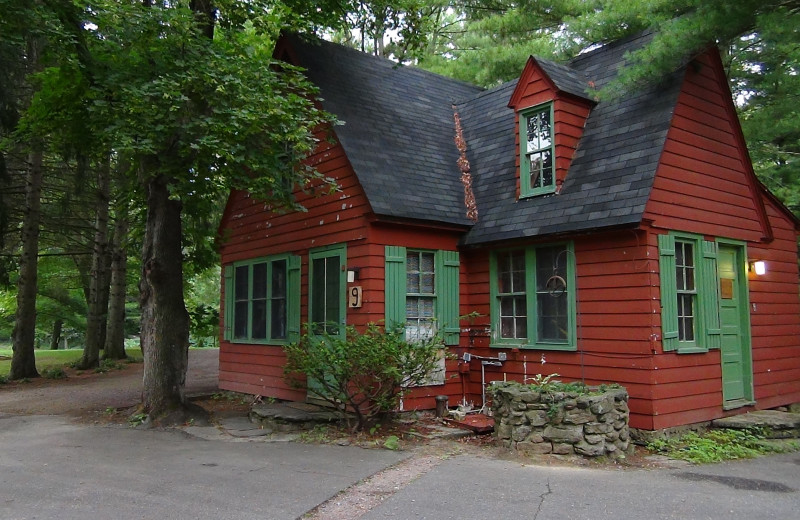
490,382,630,457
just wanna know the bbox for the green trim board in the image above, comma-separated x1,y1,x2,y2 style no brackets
519,102,556,197
384,246,460,345
223,253,300,344
489,242,576,350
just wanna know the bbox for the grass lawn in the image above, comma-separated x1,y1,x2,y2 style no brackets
0,348,143,377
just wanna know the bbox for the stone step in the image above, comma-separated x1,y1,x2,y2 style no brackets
711,410,800,439
250,402,342,433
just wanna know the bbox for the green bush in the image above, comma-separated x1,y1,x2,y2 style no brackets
283,323,447,432
41,366,67,380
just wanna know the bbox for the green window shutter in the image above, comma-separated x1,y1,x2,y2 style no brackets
287,255,301,342
385,246,406,332
436,250,461,346
658,234,679,352
223,265,234,341
701,240,721,350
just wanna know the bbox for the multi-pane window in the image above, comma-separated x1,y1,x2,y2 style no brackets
385,246,460,346
230,257,290,342
491,244,575,350
658,233,722,354
520,104,555,197
496,250,527,340
675,241,696,342
405,251,436,341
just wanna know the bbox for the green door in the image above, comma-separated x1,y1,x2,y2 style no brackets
717,244,753,407
307,244,347,399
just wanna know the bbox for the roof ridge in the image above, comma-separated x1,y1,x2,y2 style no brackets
291,33,483,94
569,29,655,68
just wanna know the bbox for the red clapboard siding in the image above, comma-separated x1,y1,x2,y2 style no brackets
459,230,659,428
644,54,765,241
746,195,800,415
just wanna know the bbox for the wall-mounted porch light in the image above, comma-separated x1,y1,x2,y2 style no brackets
749,260,767,276
346,267,361,283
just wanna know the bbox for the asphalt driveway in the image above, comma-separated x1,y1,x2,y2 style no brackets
1,348,798,520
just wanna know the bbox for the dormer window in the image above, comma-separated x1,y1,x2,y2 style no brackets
520,103,555,197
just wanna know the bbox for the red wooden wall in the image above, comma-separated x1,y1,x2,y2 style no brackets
747,196,800,410
458,230,660,429
640,49,800,429
218,127,373,400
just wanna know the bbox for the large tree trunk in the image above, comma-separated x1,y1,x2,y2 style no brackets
77,157,111,369
50,319,63,350
139,173,190,418
104,213,128,360
10,146,43,380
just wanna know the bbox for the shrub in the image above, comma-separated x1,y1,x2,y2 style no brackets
283,323,446,432
41,366,67,380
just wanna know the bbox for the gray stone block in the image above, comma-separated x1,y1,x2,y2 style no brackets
575,440,606,456
563,408,595,425
584,421,612,434
590,397,614,415
584,434,605,445
543,424,583,444
552,442,575,455
512,425,532,442
526,410,548,426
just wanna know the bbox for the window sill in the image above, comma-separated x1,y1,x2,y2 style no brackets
490,341,575,352
227,339,289,346
519,188,556,199
673,345,709,354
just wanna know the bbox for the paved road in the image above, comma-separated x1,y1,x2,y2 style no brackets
363,452,800,520
1,348,799,519
0,415,407,520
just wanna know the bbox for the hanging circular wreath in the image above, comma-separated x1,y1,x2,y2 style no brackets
546,275,567,297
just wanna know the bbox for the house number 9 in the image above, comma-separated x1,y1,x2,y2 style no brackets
348,286,363,308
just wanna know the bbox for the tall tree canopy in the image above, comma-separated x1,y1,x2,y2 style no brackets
7,0,348,419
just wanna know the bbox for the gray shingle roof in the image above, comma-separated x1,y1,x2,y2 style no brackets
286,35,483,226
286,32,683,244
534,57,594,101
461,32,682,245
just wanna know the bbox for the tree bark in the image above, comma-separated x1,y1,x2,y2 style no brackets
50,319,63,350
104,213,128,360
77,157,110,369
10,146,43,380
139,173,190,417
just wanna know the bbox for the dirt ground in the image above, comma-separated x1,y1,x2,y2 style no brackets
0,348,220,419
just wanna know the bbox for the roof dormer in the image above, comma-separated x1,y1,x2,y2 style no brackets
508,57,595,198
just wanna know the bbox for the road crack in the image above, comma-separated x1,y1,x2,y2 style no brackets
533,479,552,520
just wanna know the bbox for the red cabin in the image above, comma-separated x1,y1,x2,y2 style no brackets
218,32,800,431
